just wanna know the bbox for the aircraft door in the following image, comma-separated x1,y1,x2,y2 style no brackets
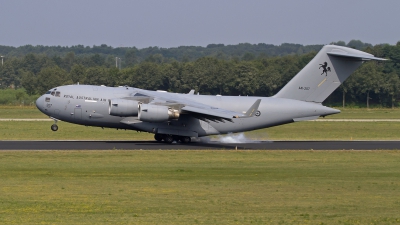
74,108,82,119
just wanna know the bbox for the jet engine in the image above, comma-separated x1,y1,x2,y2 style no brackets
138,104,179,122
109,99,139,116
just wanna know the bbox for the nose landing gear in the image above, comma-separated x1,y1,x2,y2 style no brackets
51,124,58,131
50,117,58,131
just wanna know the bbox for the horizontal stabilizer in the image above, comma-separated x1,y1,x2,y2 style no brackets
327,51,387,61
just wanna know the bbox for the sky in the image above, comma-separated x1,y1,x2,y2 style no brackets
1,0,399,49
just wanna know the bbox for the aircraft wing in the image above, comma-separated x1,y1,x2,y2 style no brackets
181,105,241,119
132,89,260,120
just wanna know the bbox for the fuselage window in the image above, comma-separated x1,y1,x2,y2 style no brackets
51,91,55,96
55,91,61,97
45,97,50,102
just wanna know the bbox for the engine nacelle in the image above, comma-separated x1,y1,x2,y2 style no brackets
138,104,180,122
109,99,139,117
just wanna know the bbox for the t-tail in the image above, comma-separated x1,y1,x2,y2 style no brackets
273,45,387,103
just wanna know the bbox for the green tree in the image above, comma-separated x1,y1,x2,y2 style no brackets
353,62,382,108
70,64,87,84
63,52,75,71
20,70,37,95
84,67,108,86
186,58,218,94
242,53,256,61
125,49,137,67
159,62,183,92
36,66,72,94
256,66,281,97
230,62,259,95
145,54,164,64
107,67,121,87
382,71,400,108
128,62,162,90
0,58,21,89
347,40,372,50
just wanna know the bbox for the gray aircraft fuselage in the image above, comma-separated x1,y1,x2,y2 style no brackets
36,85,339,137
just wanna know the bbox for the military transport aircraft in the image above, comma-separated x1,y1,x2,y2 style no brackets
36,45,386,143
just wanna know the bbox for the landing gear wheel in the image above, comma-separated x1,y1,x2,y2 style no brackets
180,136,191,143
154,134,163,142
163,135,174,144
51,124,58,132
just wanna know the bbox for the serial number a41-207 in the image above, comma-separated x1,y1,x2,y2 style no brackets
299,87,310,90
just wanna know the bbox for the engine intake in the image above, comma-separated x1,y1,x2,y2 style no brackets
138,104,180,122
109,99,139,117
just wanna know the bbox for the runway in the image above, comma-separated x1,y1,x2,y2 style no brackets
0,141,399,150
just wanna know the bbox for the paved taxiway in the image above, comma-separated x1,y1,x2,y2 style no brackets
0,141,399,150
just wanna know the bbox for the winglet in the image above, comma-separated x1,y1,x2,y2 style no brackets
187,89,195,95
243,99,261,117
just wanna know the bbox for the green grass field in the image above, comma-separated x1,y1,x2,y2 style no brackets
1,150,400,224
1,106,400,224
0,106,48,119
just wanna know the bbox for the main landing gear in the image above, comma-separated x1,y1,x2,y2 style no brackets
154,134,191,144
51,118,58,131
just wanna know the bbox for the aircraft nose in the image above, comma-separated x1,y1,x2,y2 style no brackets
36,95,45,112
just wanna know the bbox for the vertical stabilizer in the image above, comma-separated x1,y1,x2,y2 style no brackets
273,45,386,103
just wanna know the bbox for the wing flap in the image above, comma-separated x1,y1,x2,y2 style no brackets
181,106,240,119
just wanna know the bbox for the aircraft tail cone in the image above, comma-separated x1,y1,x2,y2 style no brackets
321,107,340,116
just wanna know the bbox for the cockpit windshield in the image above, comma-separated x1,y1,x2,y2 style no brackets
46,90,61,97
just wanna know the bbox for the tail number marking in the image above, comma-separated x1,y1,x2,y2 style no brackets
299,87,310,90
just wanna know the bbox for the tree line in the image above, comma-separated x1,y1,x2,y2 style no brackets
0,40,399,108
0,40,373,66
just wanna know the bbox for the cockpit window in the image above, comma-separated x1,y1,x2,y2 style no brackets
45,91,51,94
55,91,61,97
51,91,55,96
